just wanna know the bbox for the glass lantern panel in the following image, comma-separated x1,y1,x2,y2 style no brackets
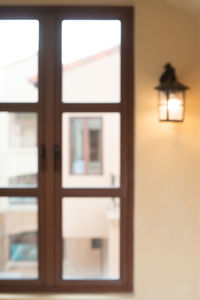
168,91,184,121
158,91,168,121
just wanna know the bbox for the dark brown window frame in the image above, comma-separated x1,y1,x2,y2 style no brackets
0,6,134,293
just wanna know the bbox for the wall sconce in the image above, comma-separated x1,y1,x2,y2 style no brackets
155,63,189,122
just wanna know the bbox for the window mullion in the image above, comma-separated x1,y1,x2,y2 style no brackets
41,12,57,287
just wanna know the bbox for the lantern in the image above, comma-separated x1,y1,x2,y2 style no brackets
155,63,189,122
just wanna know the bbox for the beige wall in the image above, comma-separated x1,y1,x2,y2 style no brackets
1,0,200,299
135,1,200,300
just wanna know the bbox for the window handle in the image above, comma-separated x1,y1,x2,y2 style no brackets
54,144,60,171
39,144,46,172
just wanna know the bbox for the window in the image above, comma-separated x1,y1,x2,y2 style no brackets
10,232,37,261
10,196,36,204
70,117,102,175
9,113,37,147
9,174,37,188
0,6,133,293
0,197,38,280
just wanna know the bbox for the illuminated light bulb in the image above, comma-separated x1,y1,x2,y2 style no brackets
168,94,184,121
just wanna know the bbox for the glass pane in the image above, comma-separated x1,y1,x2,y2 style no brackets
62,113,120,187
0,112,38,188
62,197,120,280
0,20,39,103
62,20,121,103
158,91,168,121
0,197,38,279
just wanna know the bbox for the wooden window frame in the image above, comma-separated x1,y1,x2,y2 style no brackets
0,6,134,293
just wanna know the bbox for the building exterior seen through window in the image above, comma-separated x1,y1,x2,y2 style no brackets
10,232,37,261
9,113,37,147
70,117,102,175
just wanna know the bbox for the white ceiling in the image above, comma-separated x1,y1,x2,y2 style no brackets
164,0,200,17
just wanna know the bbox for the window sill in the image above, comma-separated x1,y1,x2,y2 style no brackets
0,294,134,300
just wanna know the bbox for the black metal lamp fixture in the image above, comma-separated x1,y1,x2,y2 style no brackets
155,63,189,122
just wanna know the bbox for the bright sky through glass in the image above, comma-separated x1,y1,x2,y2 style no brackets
0,19,120,68
62,20,121,64
0,20,39,68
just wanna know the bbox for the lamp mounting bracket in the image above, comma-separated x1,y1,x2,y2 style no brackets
159,63,176,84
